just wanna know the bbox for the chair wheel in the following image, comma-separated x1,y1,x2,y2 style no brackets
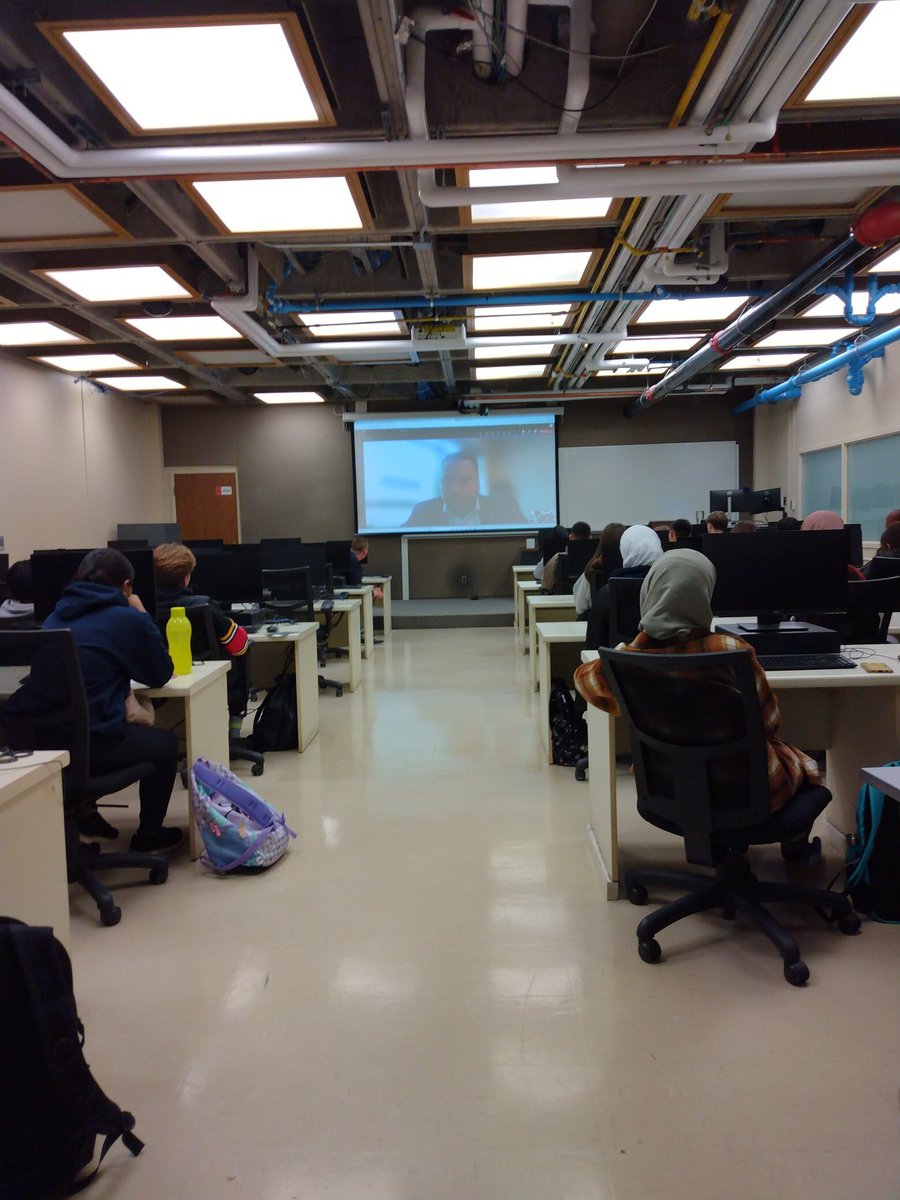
180,766,189,789
149,865,168,885
836,911,861,935
101,905,122,927
781,835,821,867
574,765,587,782
335,687,343,697
638,938,661,964
627,883,649,906
783,960,809,986
251,762,265,776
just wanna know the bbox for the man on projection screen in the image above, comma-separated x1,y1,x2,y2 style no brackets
404,450,526,527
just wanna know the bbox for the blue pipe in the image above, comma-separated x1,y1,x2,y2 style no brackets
732,323,900,413
817,273,900,327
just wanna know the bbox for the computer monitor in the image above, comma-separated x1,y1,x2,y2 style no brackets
260,538,304,569
564,538,598,578
189,544,263,606
325,540,352,567
108,539,149,551
845,522,863,568
0,553,8,590
540,534,568,564
727,487,754,514
261,566,315,622
288,543,332,592
185,539,225,550
708,490,730,514
745,487,782,515
664,534,703,553
31,547,157,623
702,529,849,629
116,522,181,547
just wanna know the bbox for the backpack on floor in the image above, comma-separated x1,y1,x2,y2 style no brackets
0,918,143,1199
191,758,296,873
549,676,588,767
248,672,297,751
846,763,900,923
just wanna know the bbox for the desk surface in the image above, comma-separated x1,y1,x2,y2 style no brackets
0,749,69,802
134,659,230,697
860,765,900,801
248,621,318,643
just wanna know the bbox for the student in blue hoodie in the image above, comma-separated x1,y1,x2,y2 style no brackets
44,548,182,853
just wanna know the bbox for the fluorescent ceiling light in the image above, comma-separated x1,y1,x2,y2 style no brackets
471,251,592,291
125,316,241,341
37,353,139,372
754,328,847,349
611,335,702,353
472,304,572,332
804,3,900,102
801,291,900,319
193,177,363,233
468,167,612,223
867,247,900,274
254,391,325,404
636,296,750,324
724,353,805,371
95,375,185,391
61,22,320,130
473,364,547,381
297,311,401,338
0,321,85,346
473,343,557,360
41,265,191,302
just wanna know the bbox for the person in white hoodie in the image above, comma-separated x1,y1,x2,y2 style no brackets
0,560,35,626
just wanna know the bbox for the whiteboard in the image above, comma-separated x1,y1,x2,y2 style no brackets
559,441,738,527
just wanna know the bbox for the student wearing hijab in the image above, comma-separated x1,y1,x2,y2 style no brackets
800,511,865,579
574,549,820,811
579,524,664,647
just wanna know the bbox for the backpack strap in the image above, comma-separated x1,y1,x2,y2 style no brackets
193,758,296,839
847,761,900,889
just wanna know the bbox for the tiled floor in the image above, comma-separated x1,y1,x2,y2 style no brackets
70,628,900,1200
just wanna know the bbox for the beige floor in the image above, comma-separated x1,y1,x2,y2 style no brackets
70,628,899,1200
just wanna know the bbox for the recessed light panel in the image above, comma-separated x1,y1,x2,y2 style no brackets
867,246,900,274
471,305,573,332
37,353,139,372
473,364,547,381
59,21,322,131
804,3,900,102
95,375,185,391
0,321,86,346
254,392,325,404
754,328,847,349
611,335,702,354
636,296,750,324
297,311,402,338
724,353,805,371
473,343,557,360
468,168,612,223
125,316,241,341
801,291,900,319
41,265,191,303
471,251,592,291
193,177,364,233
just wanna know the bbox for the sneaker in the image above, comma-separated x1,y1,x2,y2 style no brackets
129,827,183,853
78,810,119,839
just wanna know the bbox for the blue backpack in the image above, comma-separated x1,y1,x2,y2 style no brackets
191,759,296,872
845,763,900,924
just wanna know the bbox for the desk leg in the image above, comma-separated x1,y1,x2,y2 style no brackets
538,636,553,764
347,608,362,691
184,677,230,860
826,689,900,836
585,704,620,899
529,618,540,690
380,581,392,638
519,594,530,654
294,634,320,750
361,593,374,659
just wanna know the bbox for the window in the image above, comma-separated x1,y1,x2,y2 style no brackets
801,446,842,517
847,433,900,540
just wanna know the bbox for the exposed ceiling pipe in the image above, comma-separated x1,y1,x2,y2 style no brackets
501,0,529,77
623,201,900,417
471,0,495,79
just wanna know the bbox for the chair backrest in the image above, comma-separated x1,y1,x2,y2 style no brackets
261,567,314,621
865,554,900,581
607,577,644,646
844,575,900,642
0,629,90,792
596,647,772,865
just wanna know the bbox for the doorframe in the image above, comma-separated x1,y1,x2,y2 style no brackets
164,465,242,542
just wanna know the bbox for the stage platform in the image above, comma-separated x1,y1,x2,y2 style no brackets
389,598,514,629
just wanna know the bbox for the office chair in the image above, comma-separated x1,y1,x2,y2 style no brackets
0,629,169,928
841,575,900,642
596,646,861,985
863,555,900,581
607,577,644,647
171,605,264,776
261,568,343,696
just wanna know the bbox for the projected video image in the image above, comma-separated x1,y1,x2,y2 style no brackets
353,414,558,534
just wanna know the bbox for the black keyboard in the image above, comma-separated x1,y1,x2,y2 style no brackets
757,653,857,672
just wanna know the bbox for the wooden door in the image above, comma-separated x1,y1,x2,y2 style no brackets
173,472,239,542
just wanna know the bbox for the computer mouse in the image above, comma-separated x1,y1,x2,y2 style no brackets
266,624,281,634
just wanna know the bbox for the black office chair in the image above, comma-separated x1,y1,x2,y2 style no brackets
841,575,900,642
863,554,900,580
596,647,861,985
0,629,169,928
607,576,644,647
261,567,342,696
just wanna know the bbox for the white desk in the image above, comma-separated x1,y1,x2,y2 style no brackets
136,660,231,860
315,597,362,692
247,622,320,750
363,575,392,638
860,764,900,800
536,622,588,764
343,585,375,658
525,594,577,689
582,643,900,899
0,750,70,950
515,579,541,653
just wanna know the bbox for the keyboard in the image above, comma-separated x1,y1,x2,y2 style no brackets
756,653,857,672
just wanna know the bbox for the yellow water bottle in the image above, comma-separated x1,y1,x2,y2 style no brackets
166,606,193,676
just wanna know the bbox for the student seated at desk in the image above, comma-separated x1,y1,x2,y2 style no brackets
863,521,900,577
336,537,383,599
0,559,36,627
25,548,181,850
578,524,662,641
153,543,250,741
574,549,820,811
538,521,592,593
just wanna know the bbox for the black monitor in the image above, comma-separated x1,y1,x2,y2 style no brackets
727,488,753,514
845,522,863,568
746,487,782,515
325,540,352,567
116,522,181,547
702,529,849,629
108,539,149,550
708,490,730,514
286,542,332,591
31,547,156,623
185,539,225,550
261,566,315,622
664,534,703,554
540,534,568,564
189,544,263,606
260,538,304,569
0,553,8,590
564,538,598,578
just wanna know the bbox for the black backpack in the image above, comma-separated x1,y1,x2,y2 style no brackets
248,673,298,751
549,676,588,767
0,919,143,1199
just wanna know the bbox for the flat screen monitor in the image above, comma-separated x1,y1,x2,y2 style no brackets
32,547,156,623
727,488,753,514
708,490,730,514
116,522,181,547
845,522,863,568
261,566,315,622
664,534,703,553
0,553,8,589
564,538,598,578
108,539,149,550
746,487,782,515
540,533,568,564
702,529,849,628
325,540,353,567
260,538,304,569
351,412,558,534
189,544,262,606
185,539,225,550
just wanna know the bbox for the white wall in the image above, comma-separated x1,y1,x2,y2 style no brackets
753,337,900,519
0,355,166,562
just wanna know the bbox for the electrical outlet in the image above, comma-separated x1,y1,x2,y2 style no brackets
460,574,467,585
